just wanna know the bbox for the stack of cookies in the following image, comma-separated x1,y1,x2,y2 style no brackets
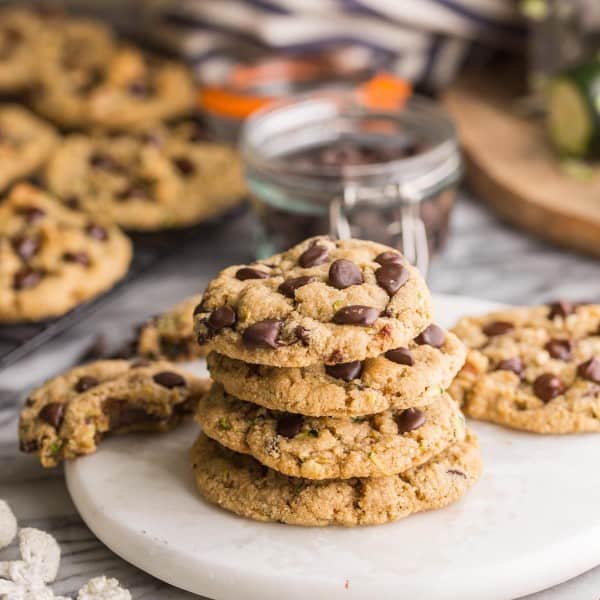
192,237,482,526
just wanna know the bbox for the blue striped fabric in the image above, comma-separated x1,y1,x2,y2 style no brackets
151,0,525,89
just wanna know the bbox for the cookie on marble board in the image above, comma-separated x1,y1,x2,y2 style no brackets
19,359,211,468
207,326,465,416
44,125,245,230
136,294,208,361
191,430,481,527
197,383,466,480
0,184,132,323
33,39,194,131
194,237,433,367
0,105,58,192
450,302,600,433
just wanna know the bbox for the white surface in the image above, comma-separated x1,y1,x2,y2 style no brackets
65,294,600,600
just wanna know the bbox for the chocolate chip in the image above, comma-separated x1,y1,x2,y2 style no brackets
577,357,600,383
298,243,329,268
13,267,42,290
89,152,123,173
63,251,90,267
482,321,514,336
128,79,149,96
375,263,409,296
328,259,363,289
173,157,196,176
153,371,186,389
415,324,445,348
12,236,39,261
104,398,158,429
332,305,379,325
395,408,425,433
447,469,466,478
17,206,45,224
294,325,310,346
117,184,148,201
496,357,524,377
193,302,205,316
74,376,99,393
278,276,315,298
385,347,414,366
276,413,304,438
39,403,65,429
208,305,236,330
533,373,565,402
130,359,152,369
548,301,575,320
235,267,269,281
325,361,363,381
64,196,80,210
242,319,283,349
375,251,403,265
86,224,108,241
545,339,573,361
20,439,38,453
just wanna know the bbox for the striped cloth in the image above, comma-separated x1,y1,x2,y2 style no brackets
146,0,526,90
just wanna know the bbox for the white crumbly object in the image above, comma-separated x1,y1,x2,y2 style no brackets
18,528,61,583
0,500,17,550
77,576,131,600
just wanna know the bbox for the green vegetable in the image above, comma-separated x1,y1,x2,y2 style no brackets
218,418,232,431
547,59,600,159
307,429,319,438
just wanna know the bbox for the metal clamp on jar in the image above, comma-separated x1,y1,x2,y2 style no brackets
241,82,461,276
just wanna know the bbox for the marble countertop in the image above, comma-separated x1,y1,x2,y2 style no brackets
2,193,600,599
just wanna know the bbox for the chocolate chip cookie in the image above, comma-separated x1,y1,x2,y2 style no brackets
33,39,194,131
44,126,245,230
450,303,600,433
19,359,210,468
197,383,466,479
0,184,132,322
136,294,208,361
0,105,58,192
194,238,433,367
207,327,465,416
191,429,481,526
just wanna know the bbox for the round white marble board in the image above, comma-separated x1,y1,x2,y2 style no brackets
66,293,600,600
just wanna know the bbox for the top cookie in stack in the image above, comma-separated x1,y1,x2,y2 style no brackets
191,237,481,527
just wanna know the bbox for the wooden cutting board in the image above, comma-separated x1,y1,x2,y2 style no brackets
443,74,600,256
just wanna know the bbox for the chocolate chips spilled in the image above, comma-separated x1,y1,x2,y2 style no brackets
242,319,283,349
332,305,378,326
276,413,304,438
395,408,426,433
325,361,363,382
328,259,363,289
533,373,565,402
385,347,414,366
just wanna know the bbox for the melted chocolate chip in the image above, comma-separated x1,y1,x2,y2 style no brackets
153,371,186,389
74,376,99,393
276,413,304,438
298,243,329,268
496,357,524,377
294,325,311,346
242,319,283,349
375,263,409,296
64,196,80,210
17,206,45,224
548,301,575,320
533,373,565,402
415,324,445,348
385,347,414,366
482,321,514,336
63,251,90,267
577,357,600,383
332,305,379,326
39,402,65,429
374,251,404,265
235,267,269,281
328,259,363,289
208,305,236,330
13,267,42,290
325,361,363,382
104,398,158,429
545,339,573,361
278,276,315,298
86,224,108,241
395,408,425,433
12,236,39,261
173,157,196,176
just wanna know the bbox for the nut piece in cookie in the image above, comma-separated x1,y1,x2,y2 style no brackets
450,303,600,433
0,184,132,323
19,359,211,467
135,294,207,361
194,237,433,367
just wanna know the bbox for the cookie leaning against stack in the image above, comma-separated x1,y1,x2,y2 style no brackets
192,237,482,526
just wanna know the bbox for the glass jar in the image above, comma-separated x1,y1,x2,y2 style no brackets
240,89,461,275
